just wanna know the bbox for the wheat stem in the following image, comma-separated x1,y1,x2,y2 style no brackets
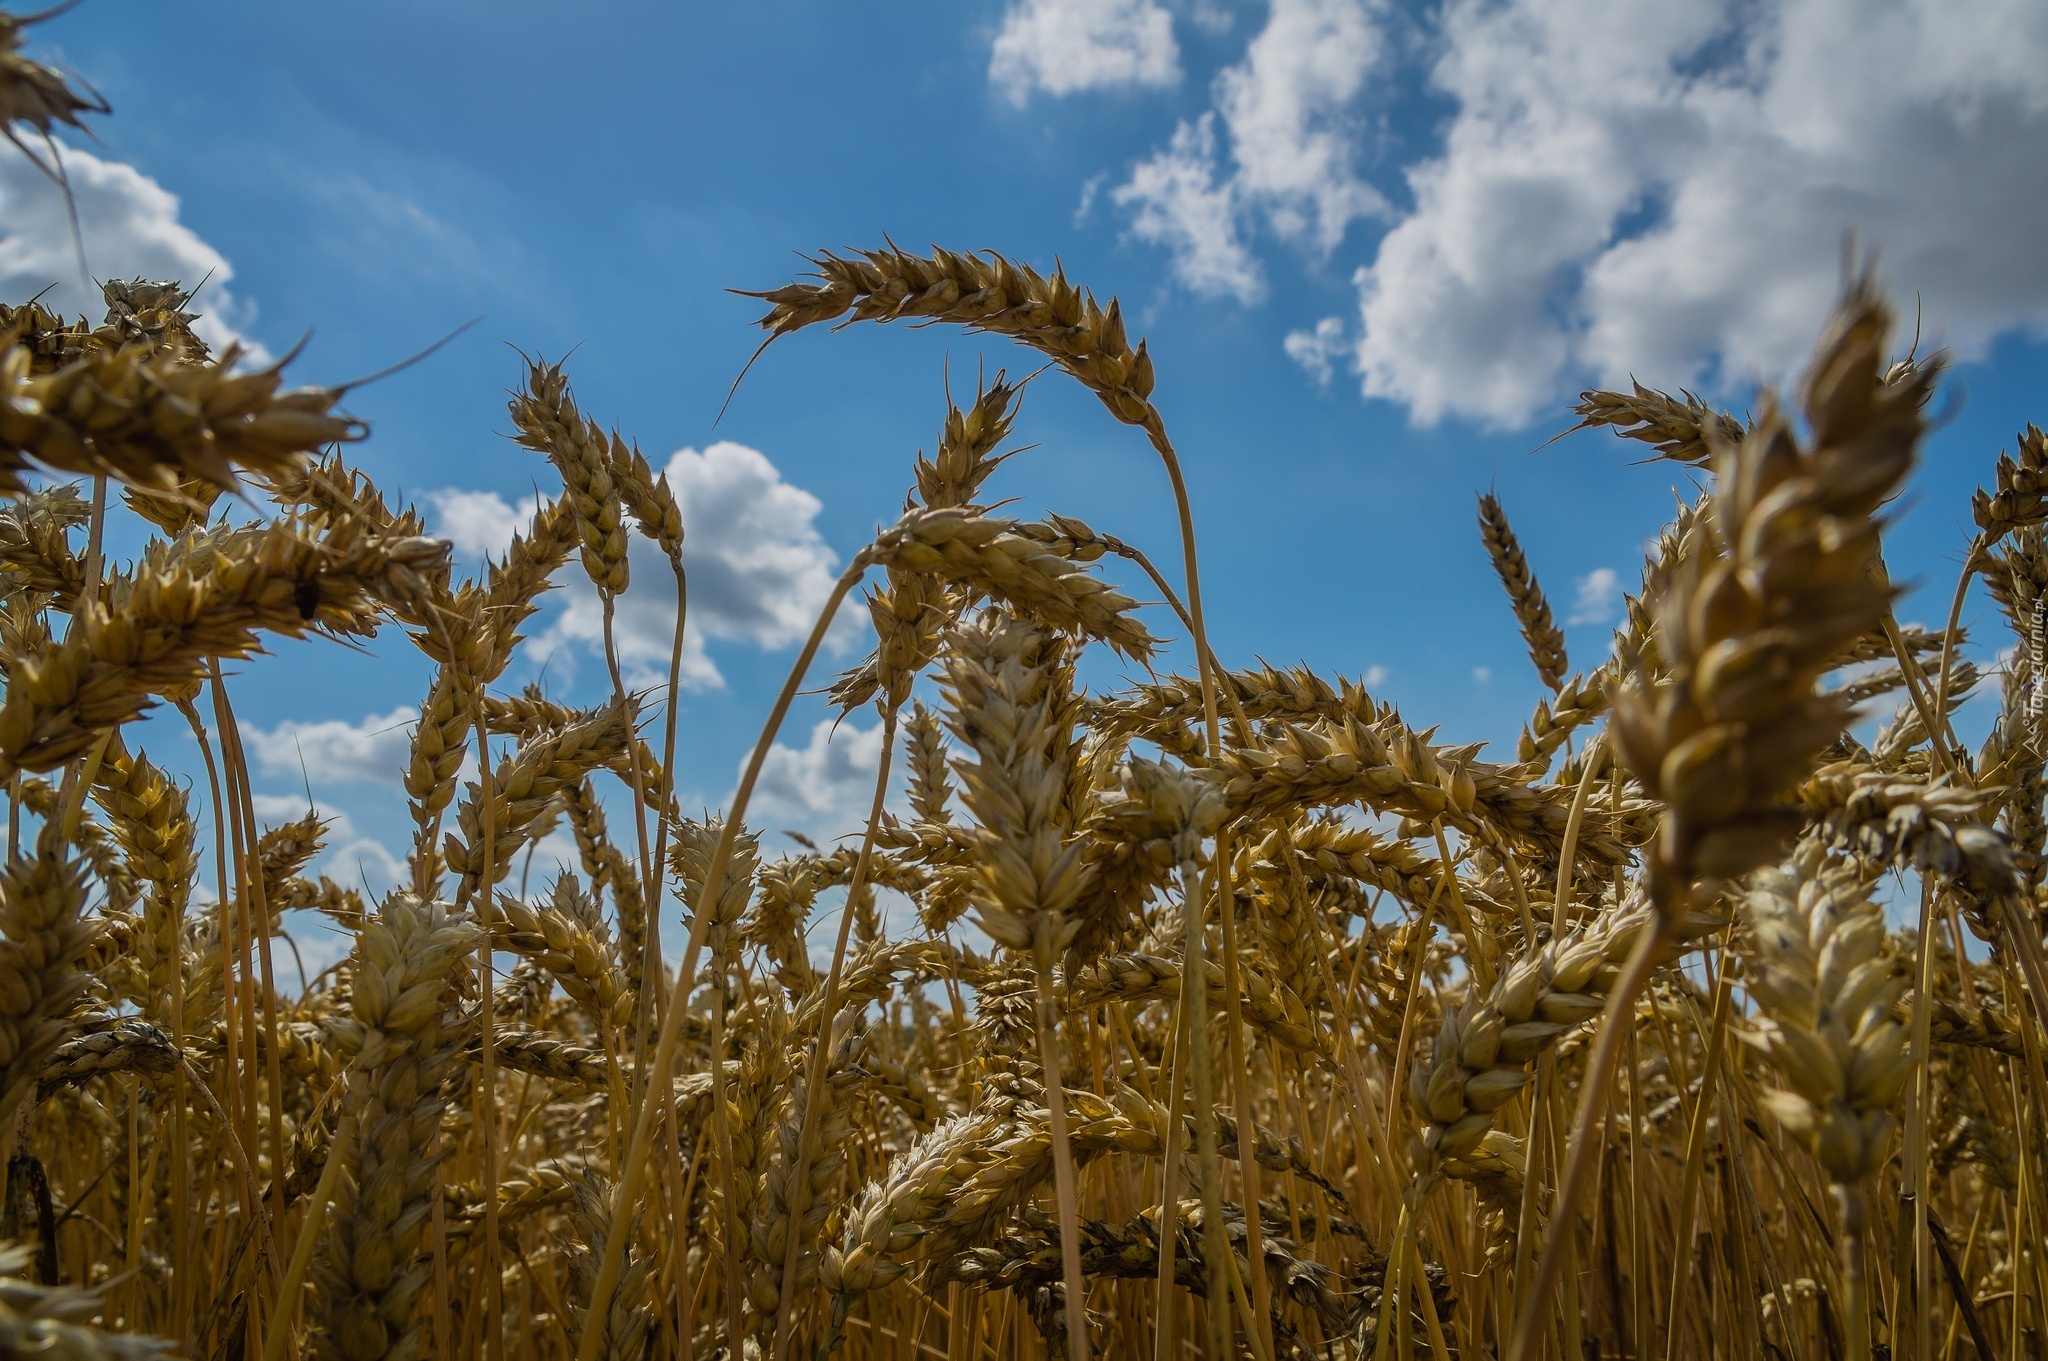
259,1111,357,1361
578,554,868,1361
80,474,104,610
469,690,505,1361
1552,733,1605,932
1151,994,1188,1361
1883,613,1960,780
1507,904,1670,1361
1662,941,1735,1359
641,562,689,1073
770,703,899,1360
1839,1183,1872,1361
1175,850,1229,1361
1931,540,1983,745
1032,914,1089,1361
1213,829,1272,1356
210,676,291,1289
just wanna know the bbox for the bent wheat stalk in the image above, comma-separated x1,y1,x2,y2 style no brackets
575,538,882,1361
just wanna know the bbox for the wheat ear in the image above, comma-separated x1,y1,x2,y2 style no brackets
1477,492,1568,691
1740,843,1910,1361
1512,271,1934,1361
310,895,481,1361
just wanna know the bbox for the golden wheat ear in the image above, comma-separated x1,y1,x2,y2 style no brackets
1566,380,1744,466
1476,491,1568,692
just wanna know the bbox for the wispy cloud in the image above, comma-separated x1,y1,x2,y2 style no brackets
1285,314,1350,384
1111,0,1386,301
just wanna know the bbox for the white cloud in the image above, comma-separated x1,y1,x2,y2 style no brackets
1113,0,1384,299
1284,314,1349,384
746,716,891,842
325,835,406,896
0,140,260,354
1184,0,1238,36
543,440,844,687
990,0,1182,103
1351,0,2048,426
1568,566,1622,627
424,487,542,566
243,705,418,789
427,439,844,691
661,442,840,649
1074,172,1108,226
1212,0,1385,251
1115,116,1266,302
1363,664,1388,688
1099,0,2048,427
1473,666,1491,683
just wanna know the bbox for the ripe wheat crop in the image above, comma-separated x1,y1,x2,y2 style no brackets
0,12,2041,1361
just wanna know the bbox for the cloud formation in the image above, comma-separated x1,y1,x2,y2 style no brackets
1114,116,1264,301
990,0,1181,104
1111,0,1385,302
1353,0,2048,425
1284,314,1349,384
427,439,844,689
243,705,418,789
0,140,259,352
1210,0,1385,252
747,716,892,843
1069,0,2048,426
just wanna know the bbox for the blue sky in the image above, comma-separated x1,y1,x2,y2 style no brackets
17,0,2048,952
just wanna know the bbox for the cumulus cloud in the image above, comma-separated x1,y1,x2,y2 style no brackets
640,442,839,649
1113,0,1385,299
990,0,1181,103
325,835,406,896
428,440,843,689
1211,0,1386,250
1568,566,1621,626
424,487,542,566
0,140,259,352
1115,116,1265,301
746,717,893,844
243,705,418,788
1353,0,2048,425
1099,0,2048,426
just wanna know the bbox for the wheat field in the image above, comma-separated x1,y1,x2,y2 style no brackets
0,9,2042,1361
